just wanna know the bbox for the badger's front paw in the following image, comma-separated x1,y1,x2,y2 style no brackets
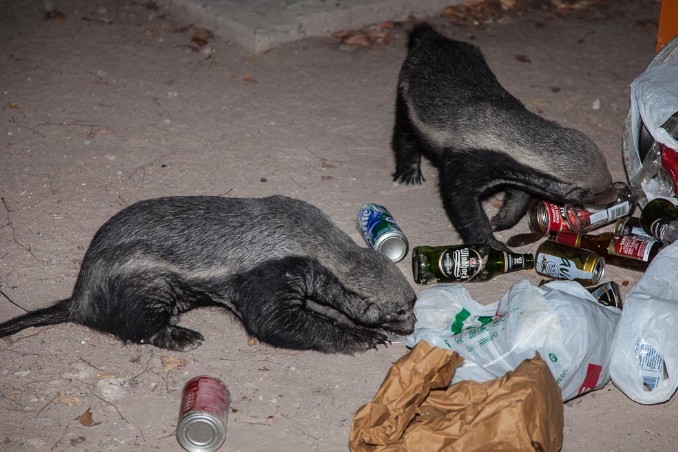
393,168,424,185
339,328,390,354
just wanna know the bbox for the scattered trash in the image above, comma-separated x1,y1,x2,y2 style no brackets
507,199,570,247
610,241,678,404
411,244,533,284
535,240,605,285
506,199,570,246
640,198,678,244
349,340,563,452
623,35,678,206
552,230,660,271
565,182,637,233
176,376,230,452
587,280,624,309
356,204,408,263
407,279,620,401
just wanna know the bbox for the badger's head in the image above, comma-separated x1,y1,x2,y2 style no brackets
343,250,416,335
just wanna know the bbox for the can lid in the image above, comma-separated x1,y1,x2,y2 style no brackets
591,257,605,285
378,235,408,262
176,413,226,452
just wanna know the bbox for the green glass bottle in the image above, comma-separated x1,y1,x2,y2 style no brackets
640,198,678,244
411,244,535,284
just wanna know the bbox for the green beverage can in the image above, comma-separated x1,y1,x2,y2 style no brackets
356,204,408,262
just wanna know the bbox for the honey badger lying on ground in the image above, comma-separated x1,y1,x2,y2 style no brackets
0,196,416,353
392,23,615,251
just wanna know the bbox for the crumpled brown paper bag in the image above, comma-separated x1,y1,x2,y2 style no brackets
349,341,564,452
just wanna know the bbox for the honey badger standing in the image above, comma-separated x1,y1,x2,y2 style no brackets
392,24,614,251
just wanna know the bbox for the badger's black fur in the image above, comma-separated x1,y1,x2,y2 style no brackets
0,196,416,354
392,24,614,250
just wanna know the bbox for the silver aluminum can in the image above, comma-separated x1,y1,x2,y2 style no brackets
176,376,230,452
356,203,408,262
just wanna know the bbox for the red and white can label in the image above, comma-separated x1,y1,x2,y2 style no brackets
607,235,656,262
179,376,230,419
545,201,571,232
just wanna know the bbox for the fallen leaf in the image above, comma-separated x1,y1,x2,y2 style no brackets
8,102,19,109
189,25,213,41
86,127,111,140
515,54,532,63
332,30,351,40
95,372,119,380
247,337,259,347
44,10,66,21
191,36,209,47
344,33,372,48
241,74,257,83
77,408,101,427
57,392,80,407
162,355,188,372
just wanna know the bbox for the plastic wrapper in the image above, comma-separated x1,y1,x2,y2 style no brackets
610,241,678,404
348,341,563,452
406,280,621,401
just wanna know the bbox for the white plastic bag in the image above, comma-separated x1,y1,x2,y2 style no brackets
407,280,621,401
631,60,678,152
610,241,678,404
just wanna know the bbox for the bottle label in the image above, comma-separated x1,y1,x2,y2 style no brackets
535,252,593,281
505,253,524,272
607,235,656,262
439,248,483,281
650,219,671,242
584,201,631,228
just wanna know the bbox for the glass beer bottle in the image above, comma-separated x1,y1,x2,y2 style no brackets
554,231,661,272
565,182,637,233
411,244,534,284
640,198,678,244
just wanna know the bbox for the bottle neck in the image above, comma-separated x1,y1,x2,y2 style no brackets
506,252,534,272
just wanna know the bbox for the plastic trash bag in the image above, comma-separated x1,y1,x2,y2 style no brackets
625,46,678,205
610,241,678,404
630,60,678,153
407,279,621,401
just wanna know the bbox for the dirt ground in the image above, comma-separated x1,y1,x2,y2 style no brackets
1,0,676,451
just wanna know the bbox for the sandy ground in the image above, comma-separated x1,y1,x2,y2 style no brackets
1,0,676,451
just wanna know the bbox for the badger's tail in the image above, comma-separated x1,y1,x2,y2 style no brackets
0,298,72,337
407,23,441,51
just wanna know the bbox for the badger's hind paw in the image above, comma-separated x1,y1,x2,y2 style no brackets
144,326,205,351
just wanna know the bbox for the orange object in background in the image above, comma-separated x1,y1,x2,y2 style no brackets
657,0,678,51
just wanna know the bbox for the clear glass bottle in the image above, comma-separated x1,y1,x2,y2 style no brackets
565,182,637,233
411,244,534,285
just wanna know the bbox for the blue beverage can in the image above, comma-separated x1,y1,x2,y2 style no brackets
356,204,409,262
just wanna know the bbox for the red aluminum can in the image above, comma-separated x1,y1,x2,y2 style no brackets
176,376,230,452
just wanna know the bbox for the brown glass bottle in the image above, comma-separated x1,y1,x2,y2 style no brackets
639,198,678,244
554,231,661,271
411,244,534,284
